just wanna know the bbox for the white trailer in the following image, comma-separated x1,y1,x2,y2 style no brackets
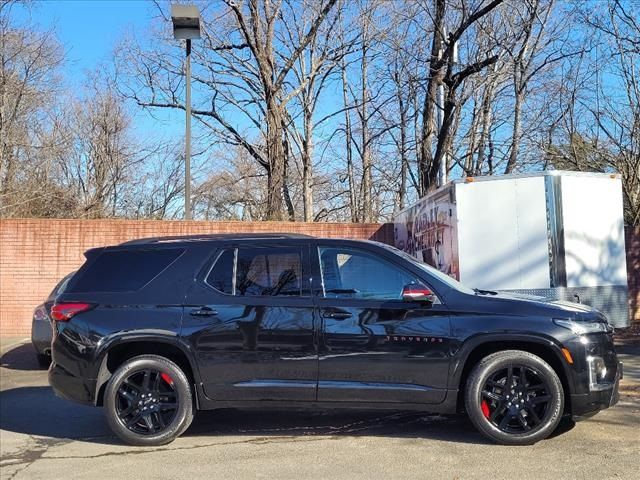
393,171,629,327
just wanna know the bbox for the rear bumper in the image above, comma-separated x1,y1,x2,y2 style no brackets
570,361,622,421
49,362,97,406
31,319,52,355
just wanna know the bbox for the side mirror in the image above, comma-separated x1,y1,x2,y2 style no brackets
401,284,436,304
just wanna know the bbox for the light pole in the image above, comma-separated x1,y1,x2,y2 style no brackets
171,4,200,220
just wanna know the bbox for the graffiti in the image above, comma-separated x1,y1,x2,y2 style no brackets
394,187,460,280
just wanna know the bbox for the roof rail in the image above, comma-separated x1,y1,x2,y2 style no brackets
119,232,313,246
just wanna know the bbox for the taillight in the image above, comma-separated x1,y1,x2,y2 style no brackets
33,305,48,321
51,303,95,322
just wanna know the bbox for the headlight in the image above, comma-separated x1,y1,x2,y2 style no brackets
553,318,610,335
587,355,611,391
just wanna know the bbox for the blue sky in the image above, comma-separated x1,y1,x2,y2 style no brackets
22,0,183,138
16,0,357,193
31,0,151,85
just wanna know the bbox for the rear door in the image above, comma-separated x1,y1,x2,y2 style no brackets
312,242,451,404
183,242,318,402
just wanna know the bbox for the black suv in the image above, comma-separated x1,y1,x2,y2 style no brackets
49,234,622,446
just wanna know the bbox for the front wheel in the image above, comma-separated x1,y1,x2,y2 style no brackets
104,355,194,446
465,350,564,445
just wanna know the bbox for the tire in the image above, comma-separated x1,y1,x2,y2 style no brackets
464,350,564,445
36,353,50,368
104,355,194,446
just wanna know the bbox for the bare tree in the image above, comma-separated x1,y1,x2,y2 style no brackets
417,0,505,194
0,0,65,214
503,0,579,173
548,0,640,226
3,0,639,226
282,0,351,221
121,0,339,221
340,48,358,221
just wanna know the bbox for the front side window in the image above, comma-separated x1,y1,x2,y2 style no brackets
206,247,303,297
318,247,418,300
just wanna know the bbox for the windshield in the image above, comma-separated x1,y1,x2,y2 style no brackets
379,243,476,295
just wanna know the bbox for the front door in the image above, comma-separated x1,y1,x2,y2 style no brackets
313,244,451,404
183,243,318,402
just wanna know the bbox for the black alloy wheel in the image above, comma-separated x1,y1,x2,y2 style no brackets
105,355,194,446
465,350,564,445
480,365,551,433
115,369,178,435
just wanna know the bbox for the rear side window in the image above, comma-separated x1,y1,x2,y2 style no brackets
70,249,184,293
206,249,234,294
236,248,302,296
205,247,303,297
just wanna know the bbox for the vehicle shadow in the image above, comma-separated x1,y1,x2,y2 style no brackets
187,409,492,444
0,386,112,442
0,344,49,371
0,385,501,446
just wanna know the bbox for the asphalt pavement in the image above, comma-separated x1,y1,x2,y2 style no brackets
1,337,639,480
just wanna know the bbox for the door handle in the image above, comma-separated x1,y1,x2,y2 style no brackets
190,307,218,317
321,309,352,320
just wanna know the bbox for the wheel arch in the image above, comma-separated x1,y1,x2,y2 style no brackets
94,335,201,407
452,334,574,414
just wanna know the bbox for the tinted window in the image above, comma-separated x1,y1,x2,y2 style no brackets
319,247,416,300
379,243,475,295
236,247,302,296
48,271,75,298
70,249,183,293
205,249,234,294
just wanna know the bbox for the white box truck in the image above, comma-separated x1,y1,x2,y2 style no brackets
393,171,630,327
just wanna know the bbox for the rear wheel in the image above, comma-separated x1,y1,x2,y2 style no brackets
36,353,50,368
465,350,564,445
104,355,194,446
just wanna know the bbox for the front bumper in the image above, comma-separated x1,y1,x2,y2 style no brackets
571,361,622,421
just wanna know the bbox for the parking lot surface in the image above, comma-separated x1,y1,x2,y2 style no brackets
1,337,639,480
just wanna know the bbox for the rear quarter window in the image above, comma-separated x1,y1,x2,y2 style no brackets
69,248,184,293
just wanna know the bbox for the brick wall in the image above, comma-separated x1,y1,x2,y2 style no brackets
626,226,640,324
0,219,392,336
0,219,637,337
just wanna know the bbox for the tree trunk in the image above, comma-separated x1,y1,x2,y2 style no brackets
466,100,479,174
302,104,314,222
342,59,358,222
505,87,524,174
282,122,295,221
398,83,407,211
419,0,445,196
430,89,456,189
360,25,372,222
476,74,496,174
265,94,285,220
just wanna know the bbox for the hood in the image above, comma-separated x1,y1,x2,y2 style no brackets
469,291,608,323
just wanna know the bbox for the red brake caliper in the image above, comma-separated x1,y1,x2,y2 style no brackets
160,372,174,386
481,400,490,418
